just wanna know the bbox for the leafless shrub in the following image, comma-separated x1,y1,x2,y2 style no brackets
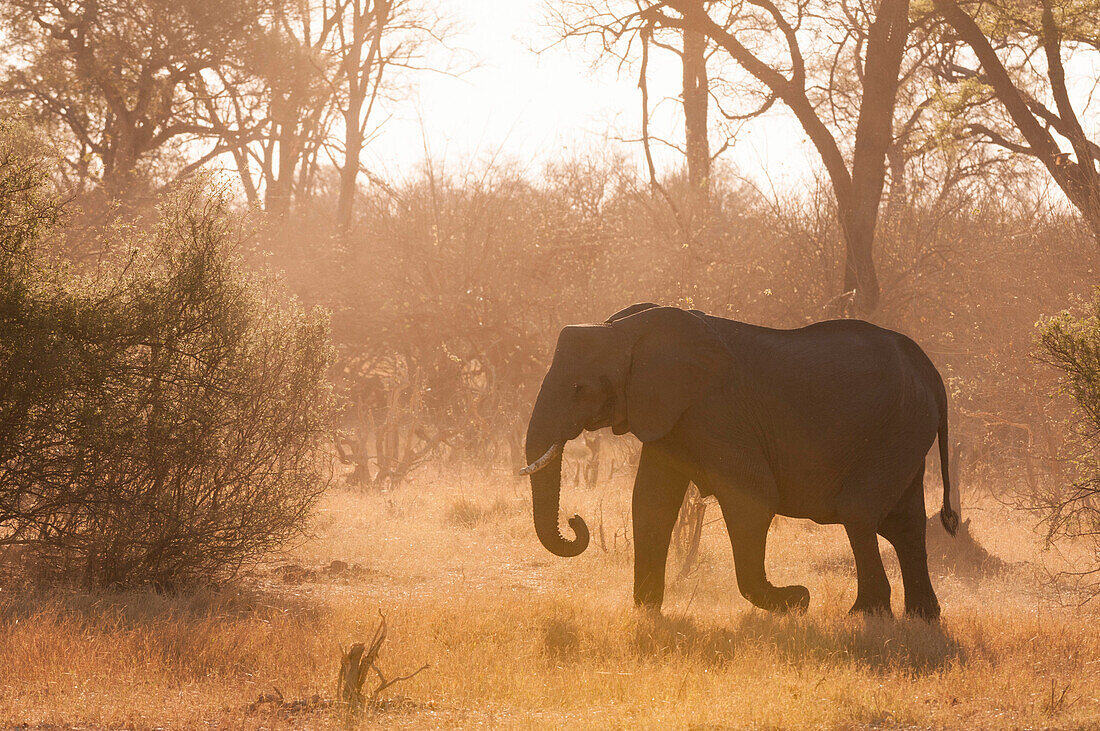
262,151,1093,500
671,486,711,579
335,354,447,488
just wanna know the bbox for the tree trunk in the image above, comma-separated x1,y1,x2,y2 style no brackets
265,91,299,216
233,149,260,206
337,100,364,232
839,203,882,314
884,141,908,224
337,0,391,233
682,19,710,220
843,0,909,315
101,123,142,197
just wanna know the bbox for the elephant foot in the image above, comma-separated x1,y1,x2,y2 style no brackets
633,584,665,612
775,584,810,613
849,595,892,617
753,584,810,614
904,596,941,622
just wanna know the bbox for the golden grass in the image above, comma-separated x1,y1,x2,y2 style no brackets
4,466,1100,729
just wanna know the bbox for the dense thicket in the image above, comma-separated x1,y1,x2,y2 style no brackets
251,157,1094,498
0,129,334,588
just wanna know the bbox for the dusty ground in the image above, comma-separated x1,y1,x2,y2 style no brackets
2,462,1098,729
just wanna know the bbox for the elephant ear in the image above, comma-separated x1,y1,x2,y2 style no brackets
616,307,729,443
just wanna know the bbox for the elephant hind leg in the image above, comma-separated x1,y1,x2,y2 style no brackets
717,491,809,613
845,522,892,616
878,463,940,620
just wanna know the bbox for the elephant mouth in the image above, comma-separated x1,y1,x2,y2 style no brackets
584,399,617,432
521,398,618,476
584,415,610,431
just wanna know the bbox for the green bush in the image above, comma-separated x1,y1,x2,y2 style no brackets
1036,292,1100,584
0,141,334,588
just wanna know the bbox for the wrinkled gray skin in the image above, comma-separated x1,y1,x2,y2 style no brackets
523,304,959,619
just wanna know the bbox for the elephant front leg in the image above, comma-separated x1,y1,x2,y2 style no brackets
632,447,690,610
718,491,809,613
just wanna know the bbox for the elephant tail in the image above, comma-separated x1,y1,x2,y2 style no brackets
937,403,960,537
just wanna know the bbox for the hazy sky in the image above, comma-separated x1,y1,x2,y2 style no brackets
363,0,811,189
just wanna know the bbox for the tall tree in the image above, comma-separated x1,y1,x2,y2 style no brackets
553,1,735,234
644,0,911,314
554,0,916,314
249,0,345,215
0,0,267,195
231,0,444,220
931,0,1100,241
332,0,439,231
335,0,392,231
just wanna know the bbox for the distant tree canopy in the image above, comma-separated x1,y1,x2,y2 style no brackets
551,0,1100,314
930,0,1100,241
0,0,447,224
0,0,268,195
6,1,1100,310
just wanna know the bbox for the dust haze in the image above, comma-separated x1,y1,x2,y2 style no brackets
2,0,1100,728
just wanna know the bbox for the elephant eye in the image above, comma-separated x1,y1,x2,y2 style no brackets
572,383,584,396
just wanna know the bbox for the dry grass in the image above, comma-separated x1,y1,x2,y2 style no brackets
3,465,1100,729
443,495,515,528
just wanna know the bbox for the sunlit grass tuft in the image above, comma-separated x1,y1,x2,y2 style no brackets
443,494,514,528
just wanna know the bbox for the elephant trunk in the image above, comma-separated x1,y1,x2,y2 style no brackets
526,422,589,558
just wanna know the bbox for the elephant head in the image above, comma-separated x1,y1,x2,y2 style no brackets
521,304,728,557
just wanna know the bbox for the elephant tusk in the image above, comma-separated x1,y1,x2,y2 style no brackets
519,443,562,476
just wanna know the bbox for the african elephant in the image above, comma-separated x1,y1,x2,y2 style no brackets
521,303,959,619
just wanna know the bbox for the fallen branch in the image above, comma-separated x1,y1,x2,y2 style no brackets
337,610,430,714
247,687,332,716
246,610,429,719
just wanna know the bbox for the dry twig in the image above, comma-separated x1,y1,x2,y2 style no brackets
337,610,430,713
